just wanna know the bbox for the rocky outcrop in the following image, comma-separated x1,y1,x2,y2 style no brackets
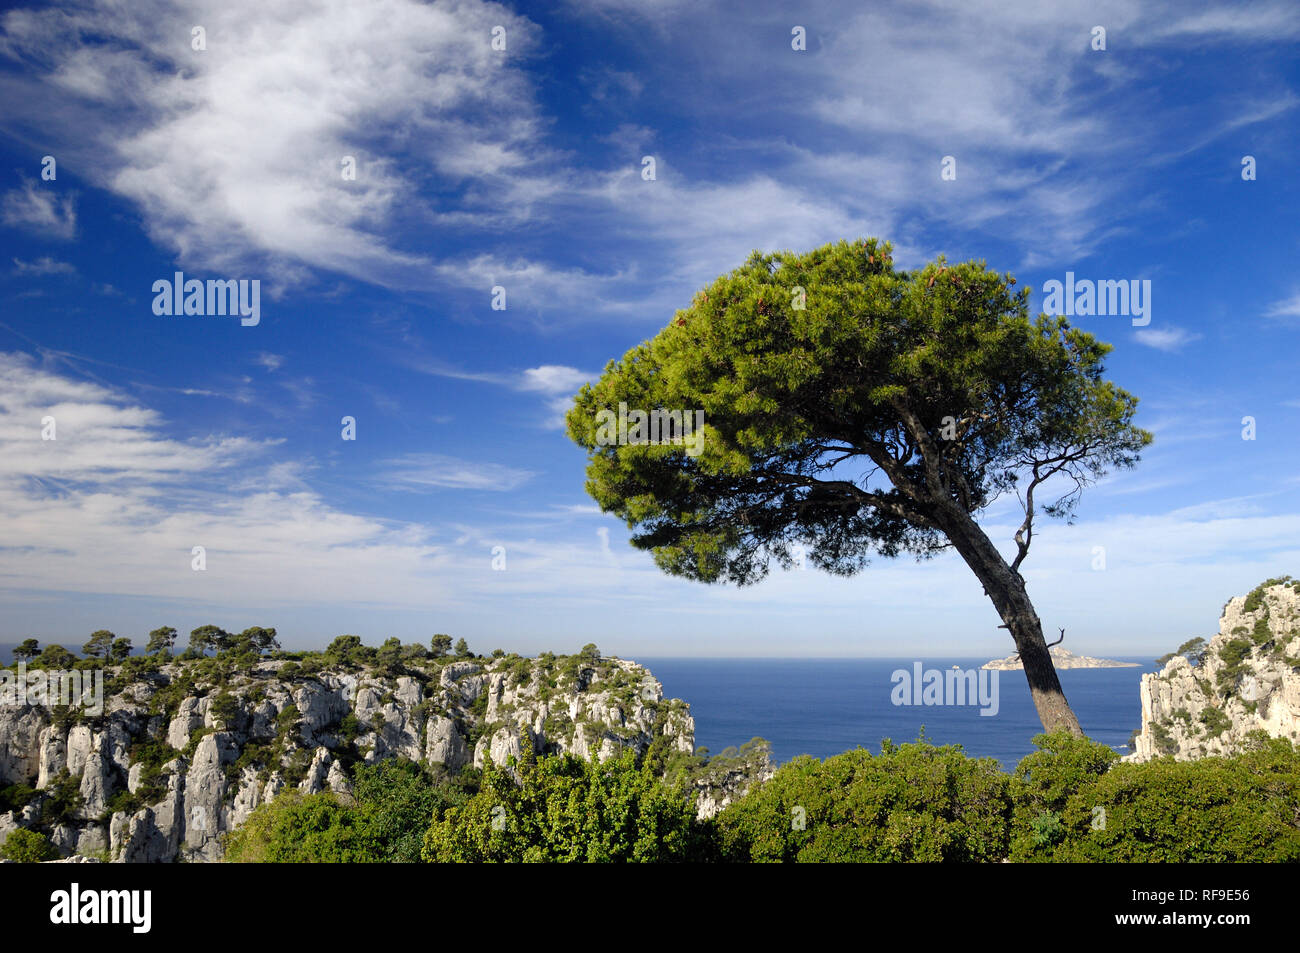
0,707,45,786
693,740,776,820
982,646,1138,671
1128,578,1300,761
0,651,699,861
468,658,691,770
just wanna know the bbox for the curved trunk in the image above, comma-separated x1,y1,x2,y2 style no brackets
932,502,1083,736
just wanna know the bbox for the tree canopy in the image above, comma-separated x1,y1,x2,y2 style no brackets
566,239,1152,734
567,238,1148,583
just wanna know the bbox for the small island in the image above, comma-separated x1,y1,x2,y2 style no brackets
982,645,1139,671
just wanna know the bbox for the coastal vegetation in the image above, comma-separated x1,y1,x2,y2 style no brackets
220,731,1300,863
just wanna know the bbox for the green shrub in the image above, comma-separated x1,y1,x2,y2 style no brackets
1027,738,1300,862
1216,638,1254,692
0,783,37,813
41,771,83,825
1243,577,1290,613
1012,732,1118,816
1199,706,1232,738
210,690,242,729
422,749,702,862
336,713,361,745
715,739,1013,863
0,828,57,863
224,791,377,862
470,691,489,718
105,789,144,818
275,704,301,738
1007,732,1118,859
1028,811,1064,847
1149,721,1178,756
350,760,470,862
224,760,472,863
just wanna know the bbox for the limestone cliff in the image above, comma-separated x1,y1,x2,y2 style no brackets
1127,577,1300,762
0,651,715,861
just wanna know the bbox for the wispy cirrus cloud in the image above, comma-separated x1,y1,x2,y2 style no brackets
378,453,536,492
0,351,262,482
1265,292,1300,321
397,354,591,425
1,179,76,239
12,255,75,275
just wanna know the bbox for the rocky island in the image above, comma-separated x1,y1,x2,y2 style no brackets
982,645,1139,671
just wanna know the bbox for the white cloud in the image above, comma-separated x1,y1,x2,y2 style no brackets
518,365,590,395
1,179,76,239
378,453,536,492
254,352,284,372
1134,326,1202,352
3,0,1286,317
0,0,547,286
12,256,75,275
0,352,260,482
517,366,591,426
0,354,503,610
1154,2,1300,40
432,253,641,316
1265,292,1300,320
398,358,589,427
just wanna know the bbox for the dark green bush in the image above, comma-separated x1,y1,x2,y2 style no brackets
41,771,83,825
1216,638,1254,692
1007,732,1117,860
1024,738,1300,862
351,760,470,862
422,749,702,862
0,783,37,813
715,739,1013,862
1199,706,1232,737
224,759,471,863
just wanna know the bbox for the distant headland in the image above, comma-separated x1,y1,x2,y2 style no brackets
982,645,1139,671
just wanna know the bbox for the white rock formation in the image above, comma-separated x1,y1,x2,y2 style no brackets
1127,578,1300,761
0,650,702,861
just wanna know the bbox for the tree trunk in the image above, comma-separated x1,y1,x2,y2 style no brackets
931,501,1083,736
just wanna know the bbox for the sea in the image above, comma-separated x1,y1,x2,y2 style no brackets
639,657,1158,770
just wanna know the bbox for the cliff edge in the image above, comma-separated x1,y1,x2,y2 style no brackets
0,648,766,861
1127,577,1300,762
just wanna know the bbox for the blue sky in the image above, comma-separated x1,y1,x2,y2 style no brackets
0,0,1297,658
